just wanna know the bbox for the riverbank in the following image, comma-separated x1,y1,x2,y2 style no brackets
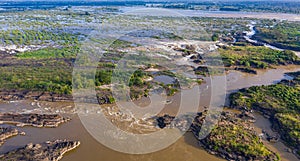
121,7,300,22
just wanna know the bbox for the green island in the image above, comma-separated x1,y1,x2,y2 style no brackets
230,71,300,156
194,45,300,75
254,22,300,51
198,112,279,161
219,46,300,68
157,111,279,160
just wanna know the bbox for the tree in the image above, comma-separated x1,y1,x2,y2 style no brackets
211,33,219,41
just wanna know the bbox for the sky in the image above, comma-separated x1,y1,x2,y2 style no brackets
3,0,300,2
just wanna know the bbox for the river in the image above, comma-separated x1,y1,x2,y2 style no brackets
0,64,299,161
120,7,300,22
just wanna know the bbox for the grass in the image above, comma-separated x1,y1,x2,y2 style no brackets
16,46,79,59
209,123,274,157
0,60,73,94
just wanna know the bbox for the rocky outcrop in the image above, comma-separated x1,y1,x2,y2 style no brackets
0,127,19,146
0,140,80,161
0,90,115,105
0,113,70,128
156,114,175,128
238,110,256,123
0,90,73,102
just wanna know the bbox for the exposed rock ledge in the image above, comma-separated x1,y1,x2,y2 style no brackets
0,90,73,102
0,113,70,128
0,140,80,161
0,127,19,146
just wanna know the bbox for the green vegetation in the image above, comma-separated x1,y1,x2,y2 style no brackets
109,39,138,49
230,71,300,150
0,59,73,94
211,33,219,41
275,113,300,145
150,32,183,40
209,122,275,158
94,65,153,100
212,46,300,71
202,45,300,75
16,46,79,59
194,111,279,160
0,29,79,46
230,82,300,113
255,22,300,51
230,83,299,112
191,17,249,41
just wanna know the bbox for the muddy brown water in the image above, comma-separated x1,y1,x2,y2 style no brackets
0,65,299,161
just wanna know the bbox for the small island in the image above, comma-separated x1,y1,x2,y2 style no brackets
156,111,280,161
0,140,80,161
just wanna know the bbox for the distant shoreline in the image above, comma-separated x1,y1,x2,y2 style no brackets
121,7,300,22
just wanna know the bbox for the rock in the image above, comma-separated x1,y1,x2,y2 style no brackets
0,113,70,128
286,148,292,153
263,114,271,119
0,140,80,161
0,90,73,102
156,115,175,128
238,110,256,122
26,143,34,149
19,131,26,136
0,127,19,146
